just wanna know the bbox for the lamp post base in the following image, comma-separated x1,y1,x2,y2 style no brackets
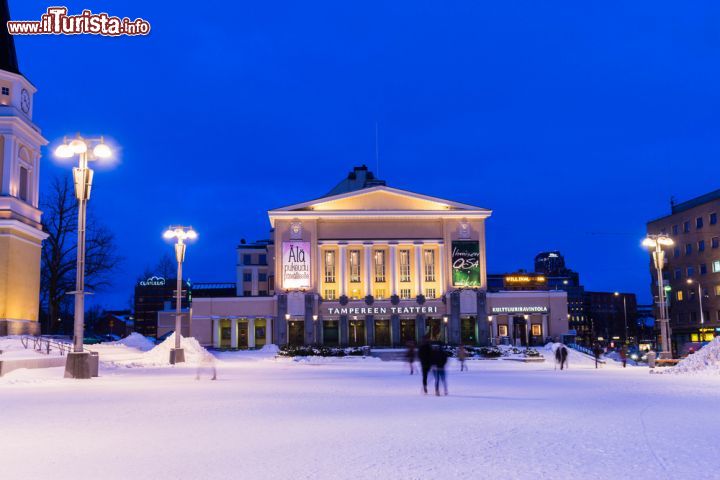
170,348,185,364
658,351,673,360
64,351,94,379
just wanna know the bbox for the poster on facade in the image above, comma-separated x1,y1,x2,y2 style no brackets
451,240,480,286
282,241,311,289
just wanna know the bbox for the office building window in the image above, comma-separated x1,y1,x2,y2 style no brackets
674,269,681,280
259,254,267,264
672,224,679,235
685,243,692,255
258,273,267,282
243,254,251,264
324,251,336,283
700,264,707,275
349,250,361,283
258,290,268,296
713,260,720,273
243,290,251,296
374,288,386,300
374,250,386,283
1,87,8,95
399,249,411,282
674,247,680,258
243,272,252,282
423,249,436,282
687,266,695,277
696,217,704,229
712,237,719,249
425,288,436,299
400,288,412,299
690,311,698,323
324,289,336,301
683,221,690,233
711,213,717,225
676,290,683,301
699,240,705,252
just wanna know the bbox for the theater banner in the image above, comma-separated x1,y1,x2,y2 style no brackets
282,241,311,289
451,240,480,287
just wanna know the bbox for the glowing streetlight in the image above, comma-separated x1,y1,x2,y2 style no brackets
443,315,449,344
686,279,707,337
54,134,114,379
163,225,197,364
642,234,674,358
614,292,629,344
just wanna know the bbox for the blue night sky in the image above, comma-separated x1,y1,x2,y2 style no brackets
12,0,720,309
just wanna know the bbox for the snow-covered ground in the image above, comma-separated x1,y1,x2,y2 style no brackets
1,338,719,480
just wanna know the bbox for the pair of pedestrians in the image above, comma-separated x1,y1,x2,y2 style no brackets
418,337,448,396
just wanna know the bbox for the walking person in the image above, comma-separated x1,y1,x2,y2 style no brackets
555,344,568,370
457,344,468,371
196,352,217,381
619,345,627,368
431,343,449,396
405,340,416,375
592,342,602,369
418,336,433,394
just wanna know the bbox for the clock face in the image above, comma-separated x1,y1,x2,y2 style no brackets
20,89,30,113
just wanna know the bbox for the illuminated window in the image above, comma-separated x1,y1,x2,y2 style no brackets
531,324,542,336
424,249,435,282
425,288,436,299
399,250,411,282
374,288,385,300
349,250,361,283
676,291,683,301
498,325,508,337
324,251,336,283
324,289,336,301
350,288,361,300
374,250,386,283
400,288,412,299
715,285,720,296
712,260,720,273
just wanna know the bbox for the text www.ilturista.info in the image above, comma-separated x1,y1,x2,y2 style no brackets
7,7,150,36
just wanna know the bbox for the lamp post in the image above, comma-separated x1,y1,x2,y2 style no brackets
443,315,448,344
488,315,494,345
284,313,290,345
686,279,706,341
163,226,197,364
312,314,319,344
642,234,674,358
55,135,113,379
614,292,628,345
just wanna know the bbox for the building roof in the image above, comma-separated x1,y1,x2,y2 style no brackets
324,165,386,197
0,0,20,74
671,188,720,215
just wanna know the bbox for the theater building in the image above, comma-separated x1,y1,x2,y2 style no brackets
192,166,568,348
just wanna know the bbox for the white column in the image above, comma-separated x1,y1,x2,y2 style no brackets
389,244,398,296
364,244,372,296
230,318,238,348
248,318,256,348
317,245,324,294
415,244,423,296
438,244,446,295
509,316,514,344
266,318,273,344
542,314,549,339
339,244,347,296
212,318,221,348
251,268,259,296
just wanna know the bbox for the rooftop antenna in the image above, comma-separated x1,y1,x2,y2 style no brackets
375,121,379,177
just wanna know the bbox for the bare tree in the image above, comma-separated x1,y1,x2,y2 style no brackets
137,252,176,282
40,176,122,334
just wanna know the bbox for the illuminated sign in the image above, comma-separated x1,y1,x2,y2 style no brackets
327,306,439,315
451,241,480,287
139,276,165,286
504,275,546,284
282,241,311,289
490,306,548,314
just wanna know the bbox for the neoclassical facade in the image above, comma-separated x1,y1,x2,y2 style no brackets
192,166,568,348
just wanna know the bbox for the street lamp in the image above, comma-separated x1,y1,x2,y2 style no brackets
488,315,494,345
614,292,628,344
443,315,449,344
55,134,114,379
312,314,319,344
284,313,291,345
163,225,197,364
686,279,706,341
642,234,674,358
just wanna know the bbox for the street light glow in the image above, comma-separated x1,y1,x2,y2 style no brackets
69,138,87,154
92,143,112,159
54,143,74,158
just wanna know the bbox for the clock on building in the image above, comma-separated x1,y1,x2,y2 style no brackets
20,88,30,113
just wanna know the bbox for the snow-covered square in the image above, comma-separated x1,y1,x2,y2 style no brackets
2,337,719,480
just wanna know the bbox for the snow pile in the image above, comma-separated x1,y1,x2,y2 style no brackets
104,333,155,352
259,344,280,354
670,337,720,375
112,333,212,367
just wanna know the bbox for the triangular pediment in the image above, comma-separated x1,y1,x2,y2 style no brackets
272,186,489,213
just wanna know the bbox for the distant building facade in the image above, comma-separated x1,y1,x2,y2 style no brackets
133,275,190,337
583,291,638,344
647,189,720,353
